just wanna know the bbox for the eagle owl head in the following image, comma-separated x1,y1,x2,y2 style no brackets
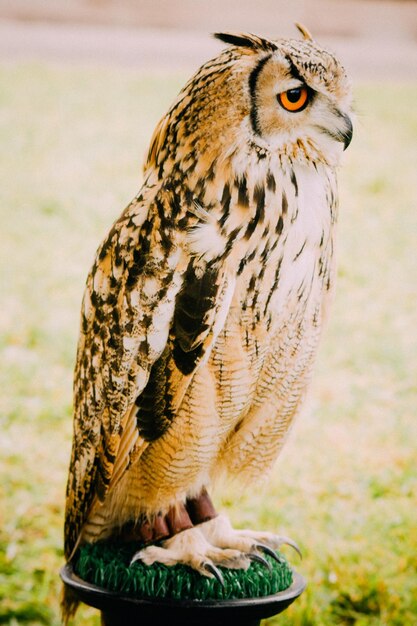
146,26,353,177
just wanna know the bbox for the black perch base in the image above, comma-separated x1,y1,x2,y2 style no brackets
61,563,306,626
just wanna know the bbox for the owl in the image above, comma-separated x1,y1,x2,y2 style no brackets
63,25,352,619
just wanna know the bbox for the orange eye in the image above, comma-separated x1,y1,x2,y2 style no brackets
278,86,309,112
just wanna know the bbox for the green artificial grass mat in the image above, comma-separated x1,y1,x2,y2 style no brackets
74,541,293,601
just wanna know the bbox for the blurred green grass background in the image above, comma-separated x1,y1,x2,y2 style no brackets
0,63,416,625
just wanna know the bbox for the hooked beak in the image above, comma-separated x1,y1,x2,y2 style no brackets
341,112,353,150
315,111,353,152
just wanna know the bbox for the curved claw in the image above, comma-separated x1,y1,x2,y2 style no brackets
280,537,303,559
130,551,144,566
203,562,225,587
248,552,272,572
256,543,284,564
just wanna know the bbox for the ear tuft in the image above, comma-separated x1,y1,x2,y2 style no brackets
295,23,313,41
214,32,277,52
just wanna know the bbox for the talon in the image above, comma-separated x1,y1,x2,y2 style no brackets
280,536,303,559
130,551,144,566
256,543,284,564
248,552,272,572
203,561,225,587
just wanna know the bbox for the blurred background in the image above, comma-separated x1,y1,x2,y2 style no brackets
0,1,416,625
1,0,417,77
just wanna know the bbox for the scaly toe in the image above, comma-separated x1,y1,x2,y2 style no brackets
198,514,302,560
206,547,250,570
130,544,177,567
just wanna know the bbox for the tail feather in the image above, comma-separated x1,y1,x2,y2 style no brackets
61,583,80,625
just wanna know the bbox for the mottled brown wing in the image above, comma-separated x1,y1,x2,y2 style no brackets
64,189,185,558
64,189,234,559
